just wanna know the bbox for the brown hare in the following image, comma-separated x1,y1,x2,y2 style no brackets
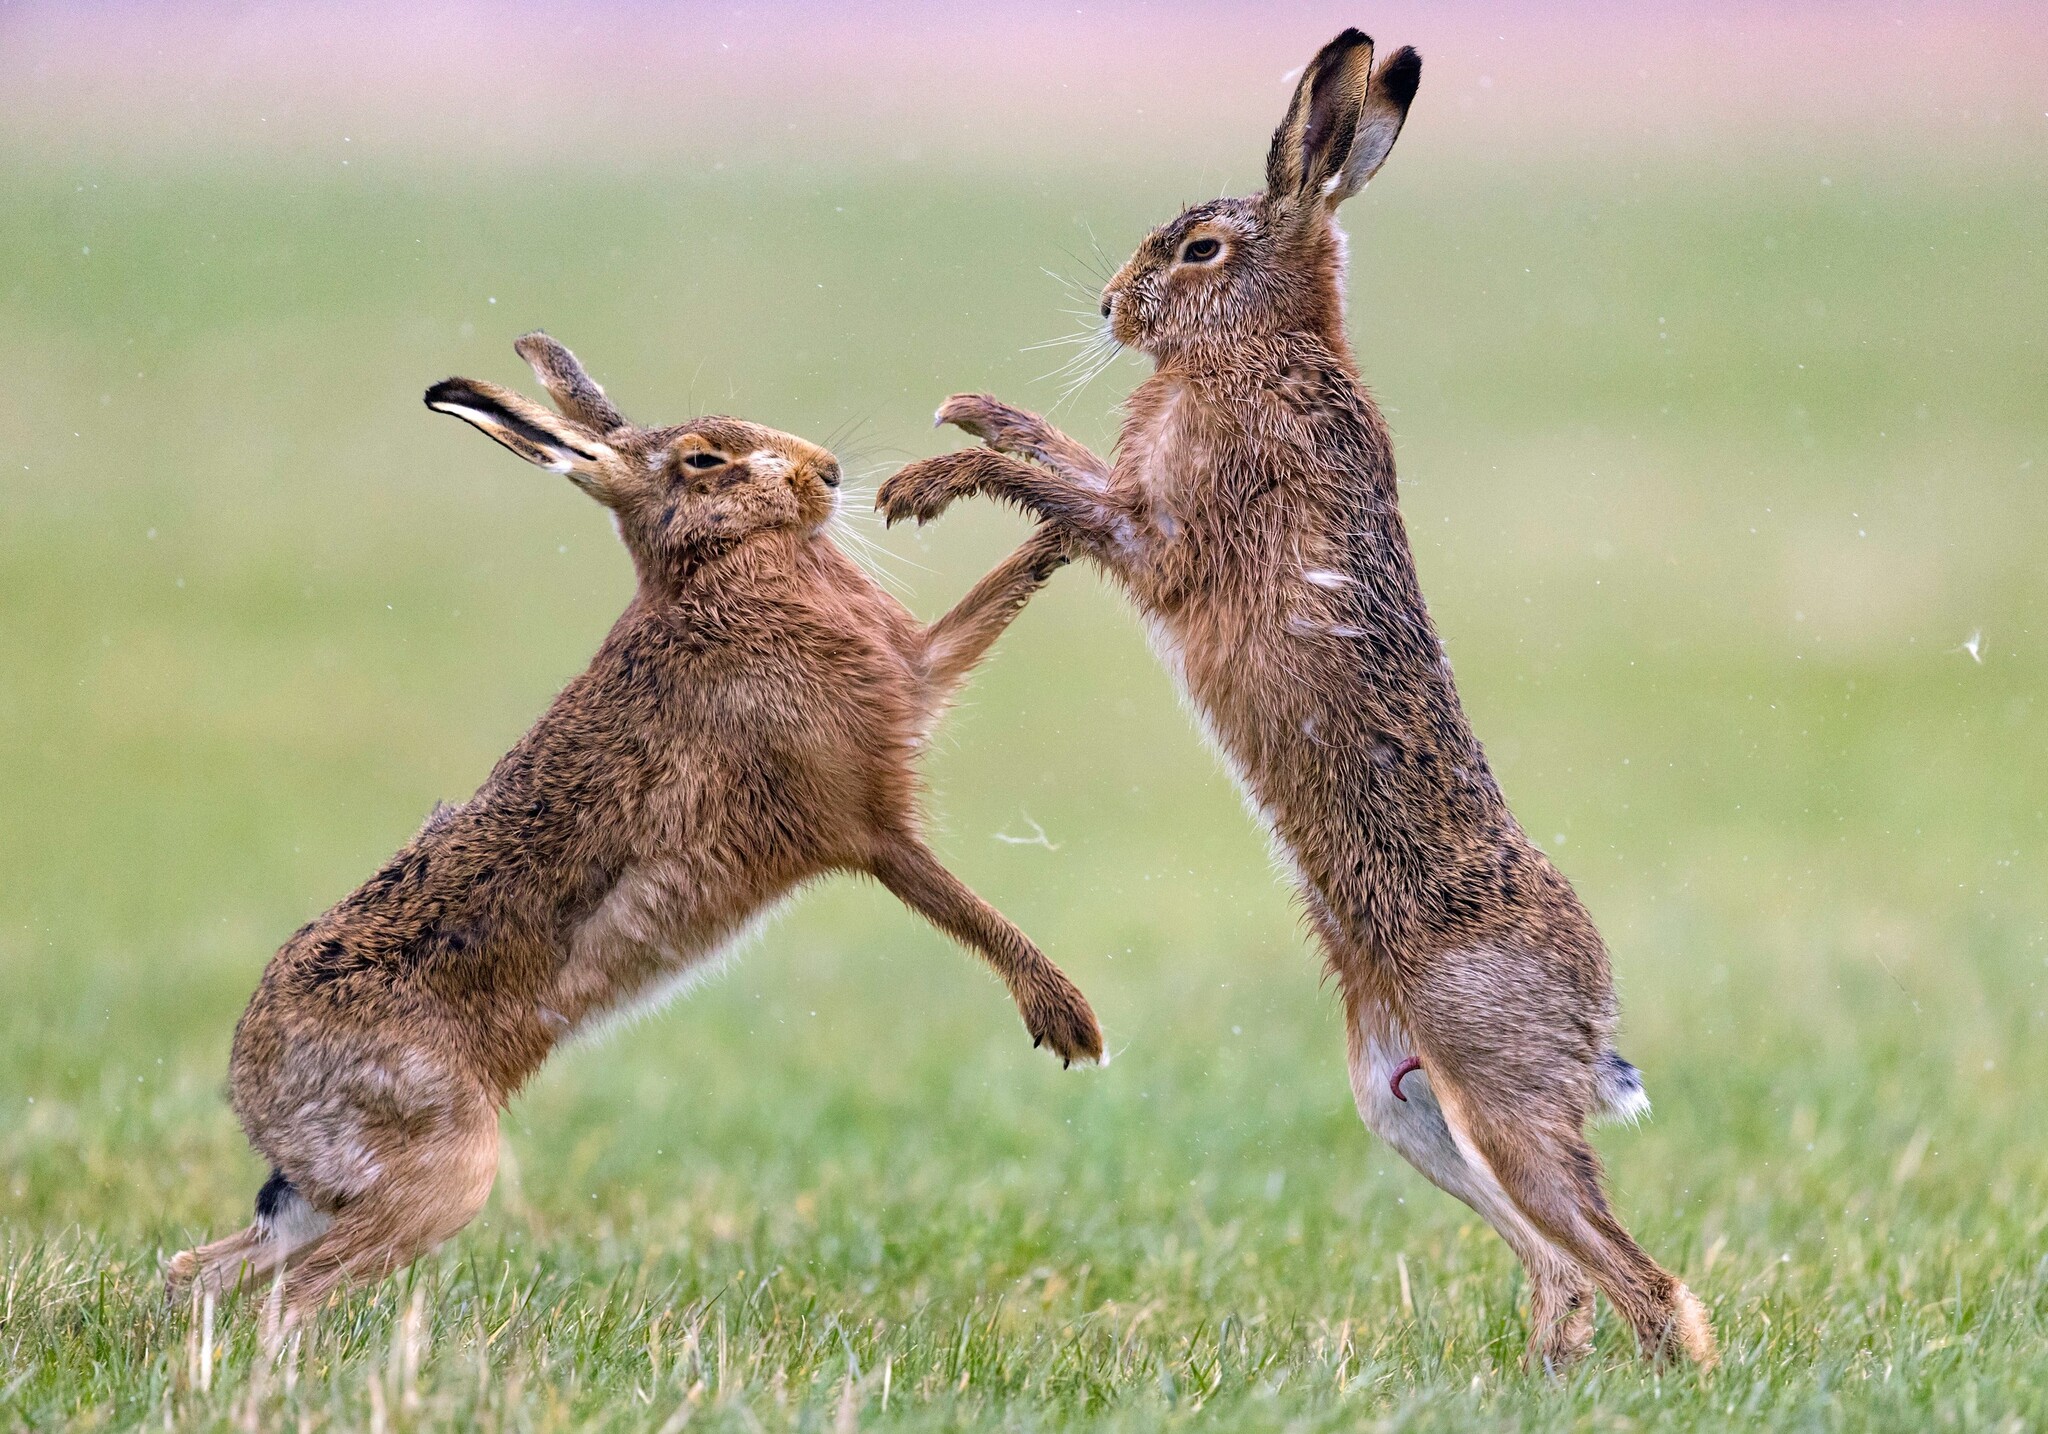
879,29,1714,1372
168,333,1102,1328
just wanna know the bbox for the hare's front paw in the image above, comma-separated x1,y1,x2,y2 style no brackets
937,393,1050,451
877,455,977,526
1026,974,1107,1069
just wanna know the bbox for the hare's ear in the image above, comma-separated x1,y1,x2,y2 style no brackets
513,331,627,432
1266,29,1375,201
424,377,617,491
1328,46,1421,204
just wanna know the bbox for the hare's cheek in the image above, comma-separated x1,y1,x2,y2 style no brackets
661,501,724,546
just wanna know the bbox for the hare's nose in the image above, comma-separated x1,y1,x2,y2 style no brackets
816,459,842,489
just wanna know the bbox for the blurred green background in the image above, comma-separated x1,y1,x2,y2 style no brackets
3,8,2047,1425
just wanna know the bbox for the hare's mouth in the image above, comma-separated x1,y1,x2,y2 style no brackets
799,485,842,538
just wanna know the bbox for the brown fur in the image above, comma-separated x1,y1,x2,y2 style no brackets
169,333,1101,1328
880,30,1714,1371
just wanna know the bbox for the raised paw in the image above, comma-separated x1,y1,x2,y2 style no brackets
1025,973,1106,1068
877,454,978,526
937,393,1110,485
935,393,1057,455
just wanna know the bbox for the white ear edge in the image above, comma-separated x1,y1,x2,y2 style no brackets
428,398,518,432
429,396,615,470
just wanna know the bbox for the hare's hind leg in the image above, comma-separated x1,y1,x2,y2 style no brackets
167,1169,333,1304
276,1099,500,1329
1342,983,1595,1372
1398,954,1716,1369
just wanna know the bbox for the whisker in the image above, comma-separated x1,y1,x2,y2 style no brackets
1036,342,1112,388
828,490,928,597
1079,218,1117,279
819,414,875,457
1034,336,1106,379
1054,243,1111,289
1021,331,1099,353
1039,266,1104,312
1047,333,1125,416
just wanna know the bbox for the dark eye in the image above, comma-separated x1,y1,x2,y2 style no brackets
1180,236,1223,264
681,451,725,470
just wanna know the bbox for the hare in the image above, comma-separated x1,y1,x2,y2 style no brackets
879,30,1714,1371
168,333,1102,1328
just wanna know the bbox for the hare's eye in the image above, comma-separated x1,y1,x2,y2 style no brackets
680,452,726,471
1180,237,1223,264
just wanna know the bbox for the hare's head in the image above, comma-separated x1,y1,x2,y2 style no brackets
1100,29,1418,360
427,334,841,581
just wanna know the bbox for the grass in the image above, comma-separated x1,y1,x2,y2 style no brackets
2,142,2045,1429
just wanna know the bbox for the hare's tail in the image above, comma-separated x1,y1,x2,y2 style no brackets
1593,1050,1651,1126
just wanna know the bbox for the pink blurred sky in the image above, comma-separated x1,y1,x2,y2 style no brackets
2,1,2042,169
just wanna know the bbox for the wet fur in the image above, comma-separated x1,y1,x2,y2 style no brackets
169,334,1100,1328
880,29,1713,1371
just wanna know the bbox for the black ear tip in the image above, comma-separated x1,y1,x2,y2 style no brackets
1310,27,1372,68
423,378,473,411
1382,46,1422,104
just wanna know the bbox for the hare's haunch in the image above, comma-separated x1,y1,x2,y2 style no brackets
880,28,1714,1373
169,334,1099,1328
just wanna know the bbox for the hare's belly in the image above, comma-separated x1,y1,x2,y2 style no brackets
544,861,783,1038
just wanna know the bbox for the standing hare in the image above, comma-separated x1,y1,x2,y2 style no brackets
880,30,1713,1371
169,333,1101,1327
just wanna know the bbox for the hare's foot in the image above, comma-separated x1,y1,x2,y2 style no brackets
937,393,1056,452
166,1169,334,1306
881,451,1129,556
1527,1272,1597,1376
1022,967,1107,1068
877,452,996,526
937,394,1109,482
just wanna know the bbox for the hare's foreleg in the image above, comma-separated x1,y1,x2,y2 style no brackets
867,835,1103,1066
879,450,1132,554
1341,982,1596,1372
1396,957,1717,1369
917,524,1072,698
935,394,1110,485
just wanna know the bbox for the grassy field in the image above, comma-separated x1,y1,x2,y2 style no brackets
3,142,2046,1430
